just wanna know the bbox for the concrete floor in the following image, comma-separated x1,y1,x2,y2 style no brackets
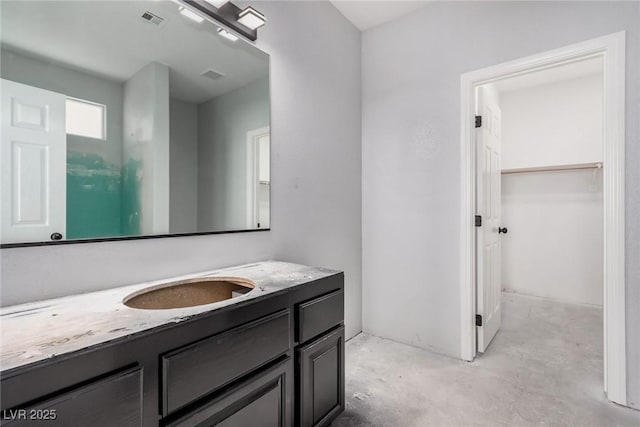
333,293,640,426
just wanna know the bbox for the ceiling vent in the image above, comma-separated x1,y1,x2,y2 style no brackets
201,69,225,80
141,11,164,26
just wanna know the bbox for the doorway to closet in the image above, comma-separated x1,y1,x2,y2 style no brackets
459,32,626,405
475,56,604,353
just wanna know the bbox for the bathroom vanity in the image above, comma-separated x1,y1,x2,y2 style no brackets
0,262,345,426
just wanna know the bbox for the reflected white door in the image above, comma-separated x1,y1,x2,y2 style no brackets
476,86,502,352
1,79,66,243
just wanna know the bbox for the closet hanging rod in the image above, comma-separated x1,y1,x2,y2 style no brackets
501,162,602,175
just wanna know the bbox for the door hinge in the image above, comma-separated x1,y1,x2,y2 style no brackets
475,215,482,227
475,115,482,128
476,314,483,327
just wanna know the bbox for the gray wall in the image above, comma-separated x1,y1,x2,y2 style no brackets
257,2,362,339
197,77,269,231
361,1,639,407
0,1,363,340
169,98,199,234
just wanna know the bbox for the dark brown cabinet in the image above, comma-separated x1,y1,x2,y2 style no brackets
1,271,344,427
297,326,345,427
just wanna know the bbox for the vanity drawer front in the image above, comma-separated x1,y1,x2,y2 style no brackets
166,357,292,427
297,290,344,343
4,366,142,427
162,309,291,415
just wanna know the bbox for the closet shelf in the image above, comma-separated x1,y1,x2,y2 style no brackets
501,162,602,175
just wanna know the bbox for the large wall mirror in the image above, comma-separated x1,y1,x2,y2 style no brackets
0,0,270,246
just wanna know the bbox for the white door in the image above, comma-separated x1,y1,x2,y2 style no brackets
476,86,503,352
1,79,67,244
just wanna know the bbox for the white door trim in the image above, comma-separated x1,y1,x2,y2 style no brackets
459,32,626,405
246,126,270,229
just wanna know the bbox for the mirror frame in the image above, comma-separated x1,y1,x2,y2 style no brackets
0,227,270,249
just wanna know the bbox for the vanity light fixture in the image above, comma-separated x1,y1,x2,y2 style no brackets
237,6,265,30
217,28,238,42
204,0,229,8
179,6,204,23
177,0,264,41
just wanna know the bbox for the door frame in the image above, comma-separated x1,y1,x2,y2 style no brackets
246,126,270,229
459,32,626,405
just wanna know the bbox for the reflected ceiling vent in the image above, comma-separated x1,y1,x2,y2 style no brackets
201,69,225,80
141,11,164,26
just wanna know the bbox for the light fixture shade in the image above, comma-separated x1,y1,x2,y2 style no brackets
204,0,229,8
179,6,204,23
217,28,238,42
237,6,265,30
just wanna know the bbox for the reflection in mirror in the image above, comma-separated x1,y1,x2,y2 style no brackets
0,0,270,245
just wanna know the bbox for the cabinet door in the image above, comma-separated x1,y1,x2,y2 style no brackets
297,326,345,427
166,357,292,427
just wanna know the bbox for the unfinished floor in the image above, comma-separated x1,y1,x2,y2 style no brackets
333,293,640,426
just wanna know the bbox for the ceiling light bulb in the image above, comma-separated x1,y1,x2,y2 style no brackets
179,6,204,23
204,0,229,8
237,6,265,30
217,28,238,42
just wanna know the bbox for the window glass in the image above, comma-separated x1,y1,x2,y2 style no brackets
65,98,106,139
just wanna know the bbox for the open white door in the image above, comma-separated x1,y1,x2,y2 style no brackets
476,86,503,352
1,79,67,244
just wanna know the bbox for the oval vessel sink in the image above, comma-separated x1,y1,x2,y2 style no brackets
123,277,256,310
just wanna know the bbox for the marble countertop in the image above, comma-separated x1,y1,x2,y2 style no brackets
0,261,340,372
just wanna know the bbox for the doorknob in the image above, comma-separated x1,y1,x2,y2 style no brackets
50,232,63,241
498,227,508,234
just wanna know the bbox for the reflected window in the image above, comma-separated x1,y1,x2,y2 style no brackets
65,98,106,140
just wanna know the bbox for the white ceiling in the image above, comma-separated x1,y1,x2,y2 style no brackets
493,56,603,93
0,1,268,104
330,1,429,31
